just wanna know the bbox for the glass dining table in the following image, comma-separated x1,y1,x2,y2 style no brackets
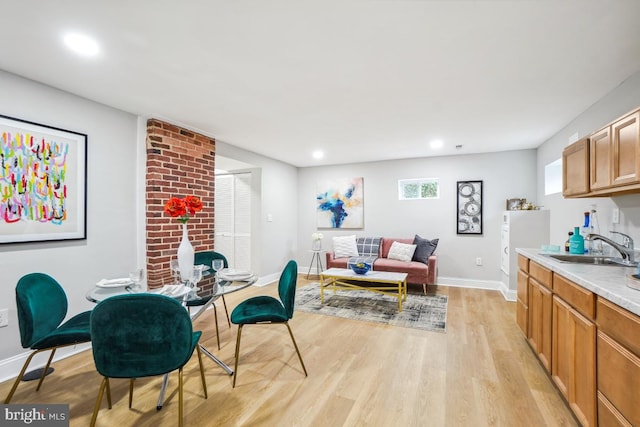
86,269,257,408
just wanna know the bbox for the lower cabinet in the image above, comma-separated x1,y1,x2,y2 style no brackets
528,278,552,371
516,269,529,335
552,296,597,427
596,298,640,426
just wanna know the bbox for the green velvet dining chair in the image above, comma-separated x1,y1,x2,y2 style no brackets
186,251,230,350
4,273,92,404
89,293,207,427
230,260,307,387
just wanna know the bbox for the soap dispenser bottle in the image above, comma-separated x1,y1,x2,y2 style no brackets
569,226,585,254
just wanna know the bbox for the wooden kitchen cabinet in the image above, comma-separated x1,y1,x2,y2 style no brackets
589,127,611,190
562,106,640,197
552,295,596,427
528,277,553,371
516,254,529,336
563,137,590,196
596,297,640,426
611,109,640,187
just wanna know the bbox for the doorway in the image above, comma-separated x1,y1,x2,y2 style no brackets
215,172,252,271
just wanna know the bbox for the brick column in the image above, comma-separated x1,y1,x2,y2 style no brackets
145,119,215,288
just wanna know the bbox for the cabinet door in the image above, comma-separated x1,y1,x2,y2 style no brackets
528,278,552,371
590,127,612,190
552,296,597,427
612,110,640,187
516,270,528,335
598,331,640,426
563,137,590,196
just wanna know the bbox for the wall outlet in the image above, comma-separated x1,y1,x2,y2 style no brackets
612,208,620,224
476,257,483,266
0,308,8,328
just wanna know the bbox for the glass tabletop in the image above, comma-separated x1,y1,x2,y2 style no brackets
86,273,257,304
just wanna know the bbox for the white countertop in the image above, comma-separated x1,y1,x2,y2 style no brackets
516,248,640,316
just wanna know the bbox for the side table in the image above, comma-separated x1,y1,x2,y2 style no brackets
307,250,325,279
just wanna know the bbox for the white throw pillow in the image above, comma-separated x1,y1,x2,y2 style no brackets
387,241,417,262
333,235,359,258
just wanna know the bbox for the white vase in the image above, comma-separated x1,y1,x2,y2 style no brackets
177,222,194,283
312,239,322,251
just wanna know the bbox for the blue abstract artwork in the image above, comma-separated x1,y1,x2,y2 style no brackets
316,177,363,229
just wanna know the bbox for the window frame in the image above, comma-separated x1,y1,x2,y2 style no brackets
398,178,440,200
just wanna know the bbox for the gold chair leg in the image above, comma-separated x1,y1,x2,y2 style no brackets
105,377,112,409
178,368,184,427
4,348,44,403
90,377,109,427
221,295,230,327
232,325,243,388
213,305,221,350
196,345,207,399
423,283,427,295
129,379,135,408
35,348,56,392
285,322,308,376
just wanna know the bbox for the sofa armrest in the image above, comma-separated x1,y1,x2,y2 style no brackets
427,255,438,285
326,251,336,265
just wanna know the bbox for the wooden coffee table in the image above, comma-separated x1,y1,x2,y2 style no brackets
319,268,408,312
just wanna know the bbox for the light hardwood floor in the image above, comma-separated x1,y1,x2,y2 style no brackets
0,277,578,426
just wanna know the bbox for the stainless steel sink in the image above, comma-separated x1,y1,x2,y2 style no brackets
544,254,629,266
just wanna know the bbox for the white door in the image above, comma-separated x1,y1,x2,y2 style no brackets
215,172,251,271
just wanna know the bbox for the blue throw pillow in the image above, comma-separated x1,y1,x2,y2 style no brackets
412,235,438,264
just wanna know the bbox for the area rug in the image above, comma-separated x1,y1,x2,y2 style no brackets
295,283,448,333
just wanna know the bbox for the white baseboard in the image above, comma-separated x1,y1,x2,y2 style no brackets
0,343,92,384
253,273,278,287
434,276,516,301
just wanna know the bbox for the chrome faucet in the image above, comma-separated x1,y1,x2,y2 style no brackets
586,232,635,265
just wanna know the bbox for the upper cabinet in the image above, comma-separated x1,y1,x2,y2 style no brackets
563,137,590,196
563,107,640,198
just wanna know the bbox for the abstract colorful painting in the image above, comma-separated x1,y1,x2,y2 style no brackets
316,177,364,229
0,115,87,243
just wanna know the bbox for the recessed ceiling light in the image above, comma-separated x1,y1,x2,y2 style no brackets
430,140,443,149
312,150,324,159
63,32,99,56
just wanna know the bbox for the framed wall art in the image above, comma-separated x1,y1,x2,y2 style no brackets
316,177,364,229
0,115,87,243
457,180,483,235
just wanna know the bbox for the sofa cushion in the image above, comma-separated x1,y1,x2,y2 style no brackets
333,235,359,258
387,241,417,262
381,238,414,258
412,235,439,264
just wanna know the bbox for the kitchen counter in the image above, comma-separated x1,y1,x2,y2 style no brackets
516,248,640,316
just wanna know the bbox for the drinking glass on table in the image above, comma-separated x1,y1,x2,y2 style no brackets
129,268,144,291
212,259,225,288
169,259,180,284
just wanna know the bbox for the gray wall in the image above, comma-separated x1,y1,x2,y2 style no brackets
537,70,640,247
214,141,299,279
297,149,538,287
0,71,139,363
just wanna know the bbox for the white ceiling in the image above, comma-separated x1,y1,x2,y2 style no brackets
1,1,640,167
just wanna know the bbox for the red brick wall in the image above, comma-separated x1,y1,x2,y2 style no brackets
145,119,215,288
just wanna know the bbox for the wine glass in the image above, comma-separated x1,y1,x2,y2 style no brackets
169,259,180,284
189,265,204,289
212,259,225,288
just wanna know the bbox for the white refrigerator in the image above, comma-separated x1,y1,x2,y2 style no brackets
501,210,550,294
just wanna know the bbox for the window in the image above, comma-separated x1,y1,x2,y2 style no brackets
398,178,439,200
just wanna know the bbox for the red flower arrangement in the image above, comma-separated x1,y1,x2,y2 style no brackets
164,196,203,224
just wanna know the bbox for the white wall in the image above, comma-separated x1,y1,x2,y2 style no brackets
537,70,640,247
214,141,299,278
0,71,139,364
297,149,538,288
